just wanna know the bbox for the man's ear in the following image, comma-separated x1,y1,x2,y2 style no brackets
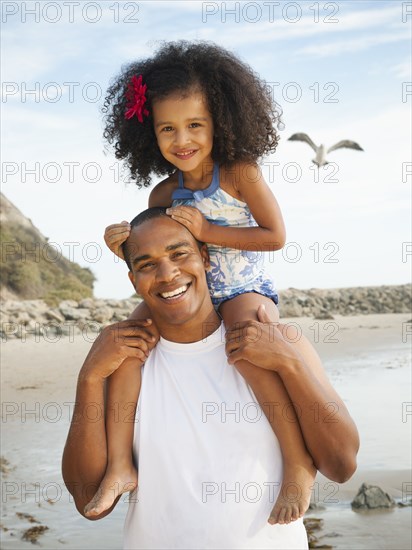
200,243,210,269
128,270,136,289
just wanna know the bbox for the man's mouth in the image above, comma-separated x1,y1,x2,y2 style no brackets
175,150,197,159
158,283,191,301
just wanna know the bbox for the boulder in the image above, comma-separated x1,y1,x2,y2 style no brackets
351,483,396,510
92,306,114,323
78,298,95,309
313,309,334,320
45,309,65,323
59,299,79,308
59,306,90,321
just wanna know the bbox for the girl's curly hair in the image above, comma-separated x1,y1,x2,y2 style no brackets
101,40,283,188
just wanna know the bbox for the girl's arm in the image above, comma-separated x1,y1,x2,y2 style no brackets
148,178,175,208
167,163,286,251
62,319,154,518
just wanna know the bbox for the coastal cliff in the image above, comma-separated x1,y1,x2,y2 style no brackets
0,193,95,304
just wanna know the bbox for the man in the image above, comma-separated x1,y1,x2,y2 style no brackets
62,208,359,549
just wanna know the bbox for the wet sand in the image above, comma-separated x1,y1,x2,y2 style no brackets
1,313,411,549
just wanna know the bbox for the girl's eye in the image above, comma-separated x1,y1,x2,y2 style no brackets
161,126,173,132
189,122,201,128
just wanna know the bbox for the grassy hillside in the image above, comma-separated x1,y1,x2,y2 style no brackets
1,194,95,305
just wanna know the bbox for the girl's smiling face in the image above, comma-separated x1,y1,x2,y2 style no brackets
152,90,214,178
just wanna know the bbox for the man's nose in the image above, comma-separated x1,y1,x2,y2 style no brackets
156,259,180,282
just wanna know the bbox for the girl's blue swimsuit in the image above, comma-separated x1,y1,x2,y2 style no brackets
171,162,278,308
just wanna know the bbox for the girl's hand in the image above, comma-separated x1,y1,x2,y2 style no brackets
104,221,131,260
225,305,297,371
166,206,211,241
80,319,156,381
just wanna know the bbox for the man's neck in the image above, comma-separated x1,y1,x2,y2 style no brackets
154,308,221,343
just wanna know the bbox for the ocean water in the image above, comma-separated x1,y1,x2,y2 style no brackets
321,323,411,471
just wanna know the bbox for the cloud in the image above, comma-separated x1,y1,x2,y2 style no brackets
1,41,58,82
3,2,407,83
392,60,412,79
157,3,405,50
297,29,411,57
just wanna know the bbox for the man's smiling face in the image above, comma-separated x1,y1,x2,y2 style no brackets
126,216,216,341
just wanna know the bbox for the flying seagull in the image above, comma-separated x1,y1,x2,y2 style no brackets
288,133,364,167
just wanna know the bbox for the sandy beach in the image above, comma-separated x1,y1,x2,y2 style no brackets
1,313,411,549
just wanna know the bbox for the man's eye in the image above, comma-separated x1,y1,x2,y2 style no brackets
173,251,187,259
139,262,154,270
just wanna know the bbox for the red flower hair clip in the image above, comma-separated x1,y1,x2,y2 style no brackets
124,75,149,122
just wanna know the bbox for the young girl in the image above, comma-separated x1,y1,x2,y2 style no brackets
85,41,316,524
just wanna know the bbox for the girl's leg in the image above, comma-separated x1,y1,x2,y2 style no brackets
220,293,316,524
84,301,159,517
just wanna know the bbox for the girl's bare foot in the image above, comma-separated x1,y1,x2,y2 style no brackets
268,462,316,525
84,464,138,517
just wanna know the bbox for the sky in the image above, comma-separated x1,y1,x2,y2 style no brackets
1,0,411,299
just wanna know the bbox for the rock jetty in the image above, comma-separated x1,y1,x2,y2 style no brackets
278,284,411,318
1,284,410,340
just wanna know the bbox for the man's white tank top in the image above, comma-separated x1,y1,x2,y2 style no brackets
123,324,308,549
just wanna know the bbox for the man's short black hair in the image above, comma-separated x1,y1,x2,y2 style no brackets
122,207,204,270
